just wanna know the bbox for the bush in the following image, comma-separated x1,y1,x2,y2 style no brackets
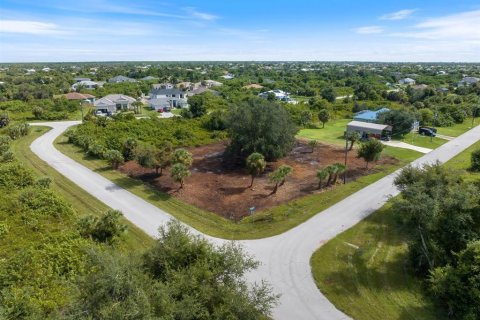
6,123,30,140
471,149,480,171
77,210,127,243
0,162,35,188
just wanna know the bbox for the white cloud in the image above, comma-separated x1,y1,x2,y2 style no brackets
392,10,480,40
354,26,383,34
0,20,64,34
381,9,416,20
184,7,218,21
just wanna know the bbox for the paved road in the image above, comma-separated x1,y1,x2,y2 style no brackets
30,121,480,320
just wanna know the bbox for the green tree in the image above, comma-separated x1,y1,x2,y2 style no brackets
317,109,330,128
226,98,296,161
379,109,415,136
170,163,190,188
320,87,336,103
418,108,434,126
471,149,480,171
357,139,385,169
308,140,318,153
77,209,127,243
268,165,293,194
300,110,313,127
104,149,124,169
188,94,207,118
428,241,480,319
316,169,329,189
172,148,193,167
246,152,266,188
122,137,138,161
345,131,361,151
325,164,338,186
332,163,347,184
32,106,44,120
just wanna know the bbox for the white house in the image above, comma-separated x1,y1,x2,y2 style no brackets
72,80,100,90
94,94,136,114
148,87,187,110
398,78,416,85
221,74,234,80
258,89,297,104
457,77,479,87
108,75,137,83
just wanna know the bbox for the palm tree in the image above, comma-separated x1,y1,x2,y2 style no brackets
325,164,338,186
332,163,347,184
246,152,266,188
269,165,293,194
171,163,190,189
316,169,329,189
346,131,361,151
308,140,318,153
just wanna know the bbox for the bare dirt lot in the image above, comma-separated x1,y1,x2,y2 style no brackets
119,141,397,219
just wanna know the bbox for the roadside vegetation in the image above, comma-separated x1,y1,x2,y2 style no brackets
311,143,480,320
0,127,277,319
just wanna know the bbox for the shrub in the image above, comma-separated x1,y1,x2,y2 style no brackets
0,162,35,188
471,149,480,171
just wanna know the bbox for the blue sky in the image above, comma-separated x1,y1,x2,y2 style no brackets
0,0,479,62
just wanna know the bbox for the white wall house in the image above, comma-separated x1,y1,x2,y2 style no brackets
457,77,479,87
94,94,136,114
398,78,416,85
148,87,187,110
72,80,99,90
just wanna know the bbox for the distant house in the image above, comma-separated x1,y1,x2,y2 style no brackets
258,89,297,103
72,80,100,90
41,67,51,72
63,92,95,103
353,108,390,124
108,75,137,83
221,74,235,80
243,84,264,89
94,94,136,114
141,76,157,81
153,83,174,89
258,89,289,100
457,77,480,87
148,87,187,110
347,121,392,139
398,78,416,85
74,77,91,83
203,80,223,87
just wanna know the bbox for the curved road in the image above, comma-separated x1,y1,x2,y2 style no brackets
30,121,480,320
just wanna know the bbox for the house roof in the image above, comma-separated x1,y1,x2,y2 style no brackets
109,75,136,83
141,76,157,81
243,84,264,89
353,108,390,122
73,80,98,87
347,121,392,132
151,88,184,96
94,94,136,106
148,98,171,106
64,92,95,100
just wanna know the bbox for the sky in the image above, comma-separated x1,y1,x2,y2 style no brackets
0,0,479,62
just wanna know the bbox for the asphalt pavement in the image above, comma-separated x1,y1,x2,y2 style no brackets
30,121,480,320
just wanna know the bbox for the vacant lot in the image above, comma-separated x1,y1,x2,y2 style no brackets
119,140,396,219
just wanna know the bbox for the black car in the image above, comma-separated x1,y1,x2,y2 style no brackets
418,127,436,137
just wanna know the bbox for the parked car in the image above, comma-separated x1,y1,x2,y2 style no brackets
95,110,107,117
419,126,437,133
380,135,391,141
418,127,436,137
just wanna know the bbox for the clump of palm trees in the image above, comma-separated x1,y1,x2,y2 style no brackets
316,163,347,189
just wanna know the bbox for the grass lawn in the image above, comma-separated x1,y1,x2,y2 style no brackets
394,132,447,149
437,120,479,137
311,205,445,320
309,137,480,320
54,132,421,240
296,119,350,146
11,126,153,251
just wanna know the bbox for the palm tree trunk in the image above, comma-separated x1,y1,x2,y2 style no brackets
349,141,354,151
273,183,278,194
250,175,255,188
318,180,322,189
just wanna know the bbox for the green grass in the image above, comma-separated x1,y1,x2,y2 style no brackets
394,132,447,149
54,133,421,240
296,119,351,146
10,126,153,251
310,136,480,320
311,205,445,320
437,120,478,137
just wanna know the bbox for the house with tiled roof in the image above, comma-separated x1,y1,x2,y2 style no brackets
63,92,95,103
94,94,136,114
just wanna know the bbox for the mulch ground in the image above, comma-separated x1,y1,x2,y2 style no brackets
119,140,397,220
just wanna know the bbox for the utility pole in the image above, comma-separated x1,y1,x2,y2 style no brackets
343,135,348,184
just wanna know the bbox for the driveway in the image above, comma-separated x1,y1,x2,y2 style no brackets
381,140,433,153
30,121,480,320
